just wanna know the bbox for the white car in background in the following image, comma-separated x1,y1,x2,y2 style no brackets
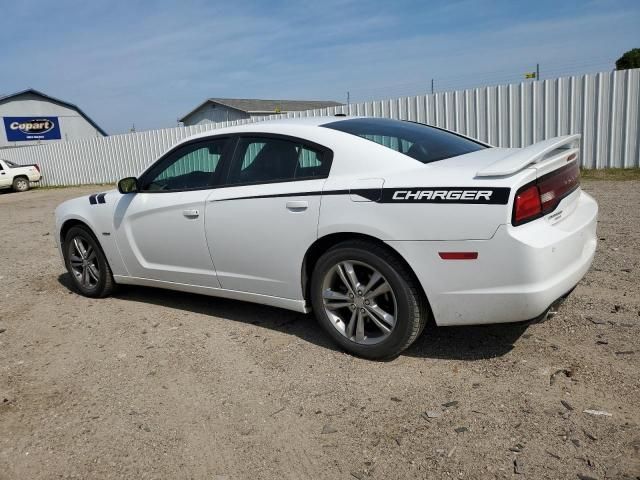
0,159,41,192
54,117,597,359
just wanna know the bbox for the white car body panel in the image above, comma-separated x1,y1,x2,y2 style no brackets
205,178,325,299
54,116,598,325
389,190,597,325
54,194,129,278
113,275,309,312
113,190,220,287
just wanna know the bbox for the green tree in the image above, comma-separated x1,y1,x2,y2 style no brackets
616,48,640,70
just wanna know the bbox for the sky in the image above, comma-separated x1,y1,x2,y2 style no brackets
1,0,639,134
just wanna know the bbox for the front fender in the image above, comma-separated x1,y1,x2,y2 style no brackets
55,191,128,276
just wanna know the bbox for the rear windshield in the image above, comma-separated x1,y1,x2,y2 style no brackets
322,117,486,164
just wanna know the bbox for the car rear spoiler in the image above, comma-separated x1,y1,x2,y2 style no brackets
476,134,581,177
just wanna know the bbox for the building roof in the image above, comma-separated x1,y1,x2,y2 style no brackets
0,88,107,136
179,97,343,122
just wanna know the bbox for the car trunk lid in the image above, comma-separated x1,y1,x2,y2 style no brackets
412,135,582,227
479,135,582,226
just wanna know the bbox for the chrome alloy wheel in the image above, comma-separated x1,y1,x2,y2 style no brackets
68,236,100,289
321,260,397,345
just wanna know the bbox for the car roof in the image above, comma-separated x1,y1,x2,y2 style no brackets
179,115,358,144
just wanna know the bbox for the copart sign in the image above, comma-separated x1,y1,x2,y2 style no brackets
3,116,62,141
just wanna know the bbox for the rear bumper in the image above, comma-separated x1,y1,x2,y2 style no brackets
528,287,574,324
387,190,598,326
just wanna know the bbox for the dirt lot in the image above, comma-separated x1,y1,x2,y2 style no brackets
0,181,638,480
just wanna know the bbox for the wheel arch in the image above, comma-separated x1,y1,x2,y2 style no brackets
59,218,116,298
301,232,430,307
12,174,29,186
59,218,101,249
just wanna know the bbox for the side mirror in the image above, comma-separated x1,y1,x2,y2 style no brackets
117,177,139,194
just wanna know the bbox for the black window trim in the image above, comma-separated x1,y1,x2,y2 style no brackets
217,132,334,189
137,136,233,193
134,132,333,193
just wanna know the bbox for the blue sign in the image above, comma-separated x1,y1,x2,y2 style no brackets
3,116,62,141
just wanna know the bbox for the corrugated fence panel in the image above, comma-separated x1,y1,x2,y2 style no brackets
625,69,640,168
2,69,639,186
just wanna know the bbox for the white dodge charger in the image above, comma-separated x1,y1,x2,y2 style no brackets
55,117,598,358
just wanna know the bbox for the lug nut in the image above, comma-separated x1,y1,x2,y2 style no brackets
364,299,370,305
357,290,363,296
360,308,366,313
350,304,356,310
349,293,354,299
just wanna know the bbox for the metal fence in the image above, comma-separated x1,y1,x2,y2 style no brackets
2,68,639,186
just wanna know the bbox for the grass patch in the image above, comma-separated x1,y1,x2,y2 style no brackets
581,168,640,181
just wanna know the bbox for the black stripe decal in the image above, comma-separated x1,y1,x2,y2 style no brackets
214,190,348,202
379,187,510,204
352,188,382,201
216,190,319,202
213,187,510,204
89,193,107,205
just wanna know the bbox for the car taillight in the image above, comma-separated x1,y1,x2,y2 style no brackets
512,160,580,226
538,160,580,211
34,164,40,172
513,185,542,225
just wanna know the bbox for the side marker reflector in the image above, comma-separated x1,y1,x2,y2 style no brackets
438,252,478,260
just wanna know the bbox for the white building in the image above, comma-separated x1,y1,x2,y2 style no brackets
0,89,106,148
179,98,343,126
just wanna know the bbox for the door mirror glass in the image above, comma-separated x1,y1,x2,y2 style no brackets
118,177,139,194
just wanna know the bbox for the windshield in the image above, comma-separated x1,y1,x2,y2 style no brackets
322,117,486,164
3,160,18,167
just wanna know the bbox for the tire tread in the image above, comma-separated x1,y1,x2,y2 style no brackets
12,176,30,192
64,225,115,298
315,239,428,359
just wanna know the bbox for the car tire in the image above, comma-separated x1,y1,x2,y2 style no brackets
63,225,115,298
310,240,428,360
12,176,30,192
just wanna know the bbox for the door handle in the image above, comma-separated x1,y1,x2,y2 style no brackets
286,200,308,212
182,209,200,218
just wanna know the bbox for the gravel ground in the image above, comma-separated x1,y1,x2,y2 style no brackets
0,181,638,480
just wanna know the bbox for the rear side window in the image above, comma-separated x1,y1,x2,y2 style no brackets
322,118,485,164
227,136,330,185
